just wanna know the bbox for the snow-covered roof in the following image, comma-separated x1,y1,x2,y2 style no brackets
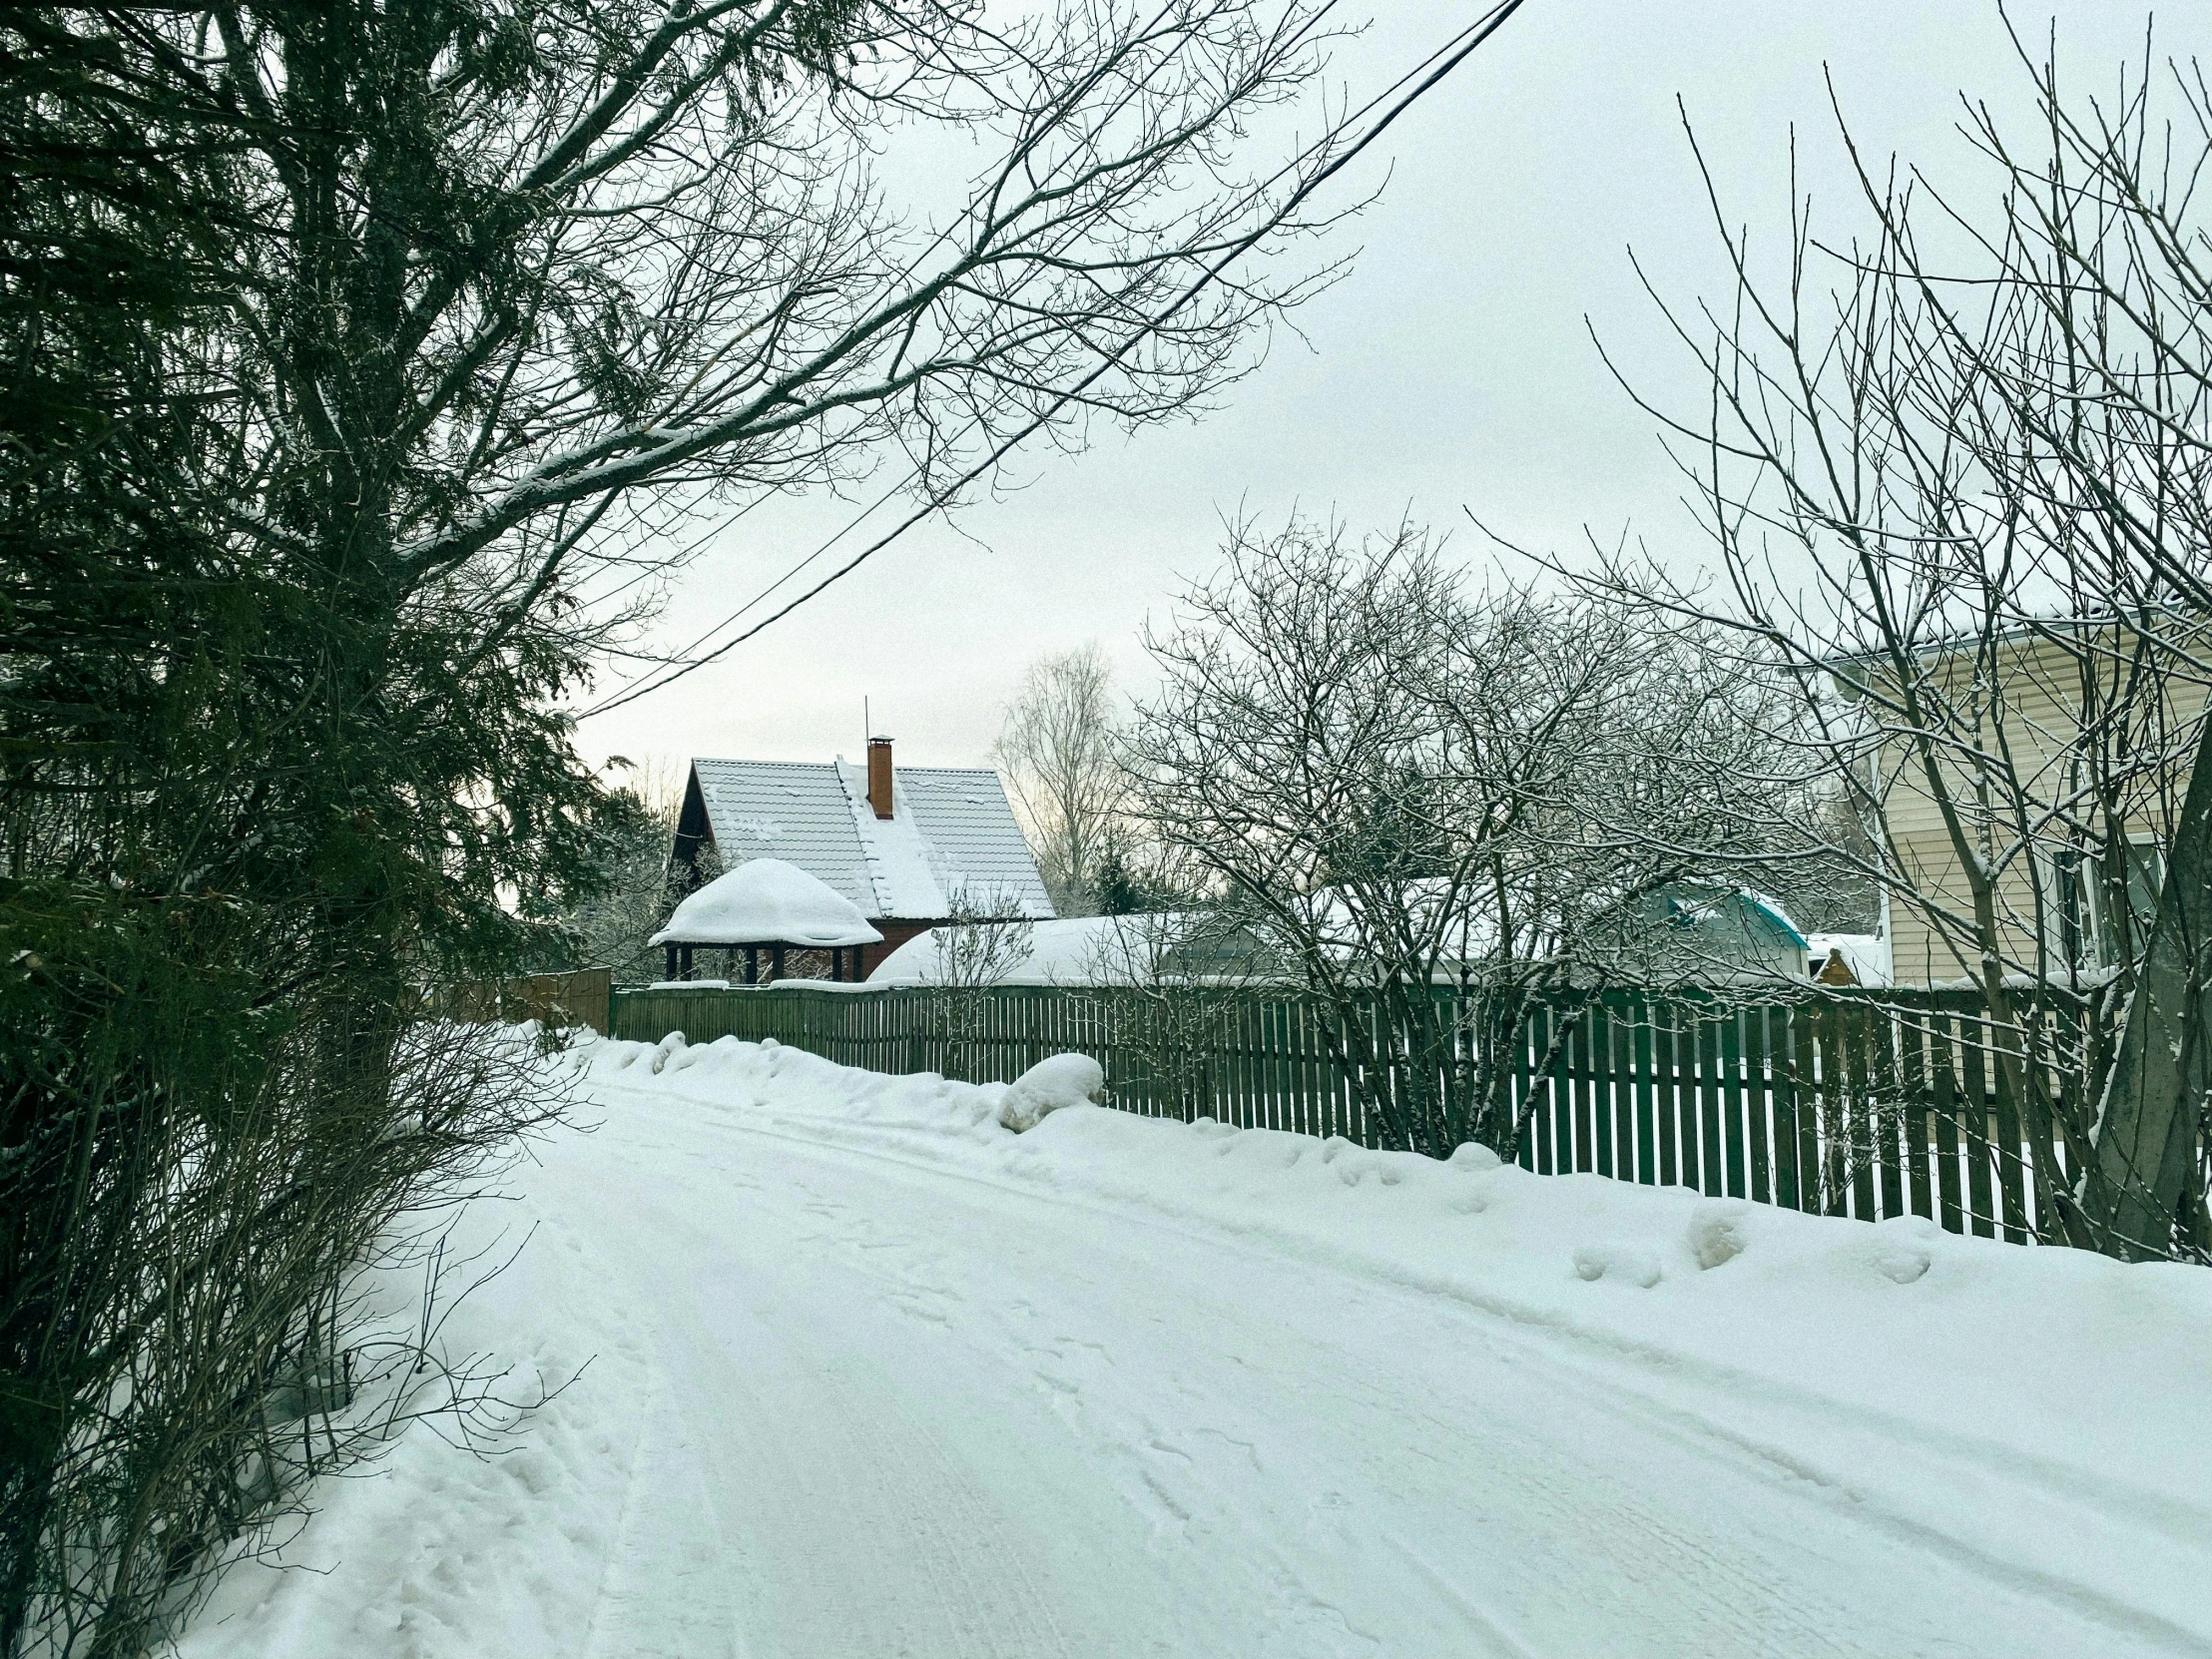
650,857,884,948
689,759,1053,920
867,913,1279,986
868,916,1155,987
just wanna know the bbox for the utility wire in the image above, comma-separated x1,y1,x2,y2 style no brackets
579,0,1529,721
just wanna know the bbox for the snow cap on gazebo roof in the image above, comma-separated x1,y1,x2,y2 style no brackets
649,857,884,949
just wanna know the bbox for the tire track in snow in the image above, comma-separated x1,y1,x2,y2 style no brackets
1381,1533,1541,1659
578,1373,742,1659
581,1082,2207,1656
578,1168,1083,1659
638,1088,2212,1652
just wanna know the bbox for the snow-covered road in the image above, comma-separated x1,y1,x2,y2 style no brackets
181,1035,2212,1659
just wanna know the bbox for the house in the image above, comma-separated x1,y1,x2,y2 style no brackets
857,888,1809,992
670,736,1054,979
1838,618,2209,987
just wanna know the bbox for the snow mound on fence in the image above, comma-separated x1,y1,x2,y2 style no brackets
997,1052,1105,1132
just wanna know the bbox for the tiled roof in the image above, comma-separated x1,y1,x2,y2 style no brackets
689,758,1054,920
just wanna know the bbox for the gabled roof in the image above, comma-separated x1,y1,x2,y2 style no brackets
687,758,1054,920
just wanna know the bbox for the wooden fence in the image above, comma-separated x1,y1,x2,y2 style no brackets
441,967,614,1034
610,982,2084,1244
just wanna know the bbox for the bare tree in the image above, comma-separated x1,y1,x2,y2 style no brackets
544,766,684,986
1,4,1539,1646
995,644,1125,913
1079,908,1280,1120
1588,27,2212,1257
1127,515,1811,1159
926,887,1038,1082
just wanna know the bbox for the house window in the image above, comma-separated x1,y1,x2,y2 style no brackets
2053,846,2086,971
2083,839,2167,968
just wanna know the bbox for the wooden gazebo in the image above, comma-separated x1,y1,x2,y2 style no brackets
649,857,884,984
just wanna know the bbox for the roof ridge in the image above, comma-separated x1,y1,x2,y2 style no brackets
691,757,1002,778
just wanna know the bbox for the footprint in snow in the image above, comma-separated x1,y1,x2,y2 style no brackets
1572,1244,1663,1288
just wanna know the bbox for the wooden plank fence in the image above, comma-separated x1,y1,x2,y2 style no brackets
439,966,614,1034
611,982,2081,1244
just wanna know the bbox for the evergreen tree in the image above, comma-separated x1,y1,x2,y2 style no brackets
0,4,1424,1643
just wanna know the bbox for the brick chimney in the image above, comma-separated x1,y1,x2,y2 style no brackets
866,736,894,820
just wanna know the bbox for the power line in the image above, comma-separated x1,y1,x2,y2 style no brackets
578,0,1529,721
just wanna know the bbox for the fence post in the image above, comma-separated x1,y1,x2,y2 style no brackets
1632,998,1657,1185
1656,1001,1682,1188
1899,1006,1934,1222
1720,1006,1748,1201
1869,999,1905,1221
1843,1003,1878,1220
1591,1001,1616,1179
1953,1009,1995,1238
1694,1010,1723,1197
1744,1003,1772,1206
1989,1023,2030,1243
1570,1005,1594,1174
1772,1003,1804,1210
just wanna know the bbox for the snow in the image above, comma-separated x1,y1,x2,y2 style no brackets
996,1052,1106,1131
175,1032,2212,1659
833,759,946,917
869,914,1165,985
648,856,883,948
1684,1198,1752,1268
1570,1241,1664,1287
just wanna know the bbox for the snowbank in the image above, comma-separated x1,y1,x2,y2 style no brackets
173,1029,2212,1658
568,1030,2212,1554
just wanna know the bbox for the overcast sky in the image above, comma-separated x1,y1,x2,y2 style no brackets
574,0,2199,781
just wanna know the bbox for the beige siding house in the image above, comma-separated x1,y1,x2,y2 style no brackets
1853,624,2208,988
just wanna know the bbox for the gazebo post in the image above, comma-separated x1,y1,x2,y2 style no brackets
745,945,759,984
665,944,678,981
679,944,693,981
771,945,785,982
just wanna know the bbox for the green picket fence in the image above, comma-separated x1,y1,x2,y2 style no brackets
610,982,2082,1244
1510,992,2082,1245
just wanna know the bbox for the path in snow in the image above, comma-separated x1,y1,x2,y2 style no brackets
532,1087,2190,1659
177,1041,2212,1659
